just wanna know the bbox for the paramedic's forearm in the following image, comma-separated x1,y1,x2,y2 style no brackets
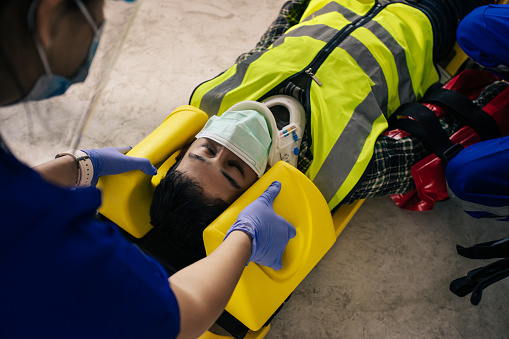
170,230,252,339
33,156,78,188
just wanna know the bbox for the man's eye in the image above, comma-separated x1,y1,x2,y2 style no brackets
231,162,245,175
203,144,215,154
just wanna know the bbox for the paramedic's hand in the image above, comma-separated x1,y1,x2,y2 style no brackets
225,181,296,270
83,147,157,186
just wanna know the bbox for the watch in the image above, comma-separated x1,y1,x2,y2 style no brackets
55,150,94,187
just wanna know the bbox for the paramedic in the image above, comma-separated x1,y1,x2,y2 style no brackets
0,0,295,338
150,0,484,262
446,4,509,221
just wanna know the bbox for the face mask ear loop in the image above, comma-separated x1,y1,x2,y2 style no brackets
27,0,53,77
74,0,99,34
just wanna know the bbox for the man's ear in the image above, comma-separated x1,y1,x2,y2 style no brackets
35,0,66,50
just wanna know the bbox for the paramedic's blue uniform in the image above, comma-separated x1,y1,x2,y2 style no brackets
0,139,180,338
446,137,509,221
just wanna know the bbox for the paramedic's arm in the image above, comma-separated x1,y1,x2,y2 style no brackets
170,230,252,339
34,155,80,187
170,181,296,339
34,147,156,188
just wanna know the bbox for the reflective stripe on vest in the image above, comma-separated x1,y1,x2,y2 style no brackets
190,0,438,209
195,52,265,117
312,91,386,204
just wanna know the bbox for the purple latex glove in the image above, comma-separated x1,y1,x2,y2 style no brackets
225,181,296,270
83,147,157,186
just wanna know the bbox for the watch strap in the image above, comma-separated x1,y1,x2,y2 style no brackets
55,150,94,187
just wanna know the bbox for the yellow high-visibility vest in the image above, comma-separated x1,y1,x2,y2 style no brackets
190,0,439,209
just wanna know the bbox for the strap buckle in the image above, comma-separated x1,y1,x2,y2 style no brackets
442,143,464,164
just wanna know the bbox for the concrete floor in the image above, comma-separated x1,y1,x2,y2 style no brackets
2,0,508,337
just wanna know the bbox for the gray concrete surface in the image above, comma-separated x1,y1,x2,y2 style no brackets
3,0,508,337
269,196,509,338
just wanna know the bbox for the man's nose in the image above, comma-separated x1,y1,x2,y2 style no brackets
214,146,235,165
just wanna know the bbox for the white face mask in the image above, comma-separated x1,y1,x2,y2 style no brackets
196,110,272,177
227,97,307,169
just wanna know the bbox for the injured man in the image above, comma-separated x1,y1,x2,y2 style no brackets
148,0,492,269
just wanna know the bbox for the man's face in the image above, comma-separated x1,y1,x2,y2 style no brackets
176,138,259,204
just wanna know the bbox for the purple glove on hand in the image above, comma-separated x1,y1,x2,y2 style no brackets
225,181,296,270
83,147,157,186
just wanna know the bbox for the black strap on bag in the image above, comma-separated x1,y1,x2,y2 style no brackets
421,87,501,141
449,238,509,305
387,84,502,165
388,102,464,165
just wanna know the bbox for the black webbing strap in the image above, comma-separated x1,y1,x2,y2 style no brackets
214,293,293,338
449,258,509,306
389,102,464,164
449,238,509,305
388,85,503,165
456,238,509,259
216,310,250,339
421,87,501,141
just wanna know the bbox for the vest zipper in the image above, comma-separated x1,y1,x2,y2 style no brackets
305,68,323,86
305,2,383,82
260,1,385,104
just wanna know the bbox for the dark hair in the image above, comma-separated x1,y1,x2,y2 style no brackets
149,163,229,268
